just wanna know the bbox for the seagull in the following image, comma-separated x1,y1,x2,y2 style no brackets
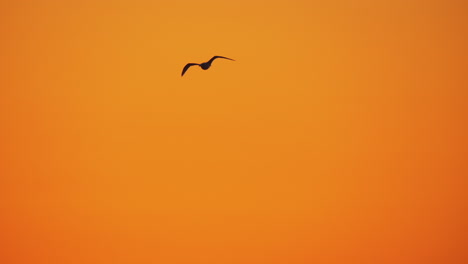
181,56,235,76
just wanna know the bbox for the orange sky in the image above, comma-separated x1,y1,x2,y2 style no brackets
0,1,467,263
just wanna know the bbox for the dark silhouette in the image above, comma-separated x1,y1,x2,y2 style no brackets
181,56,235,76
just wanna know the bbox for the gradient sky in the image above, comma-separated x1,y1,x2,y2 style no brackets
0,1,467,264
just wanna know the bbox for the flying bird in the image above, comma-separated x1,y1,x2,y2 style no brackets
181,56,235,76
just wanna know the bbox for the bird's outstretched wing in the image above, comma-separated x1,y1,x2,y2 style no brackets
208,56,235,63
181,63,199,76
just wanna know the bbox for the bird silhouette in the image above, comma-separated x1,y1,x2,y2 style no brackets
181,56,235,76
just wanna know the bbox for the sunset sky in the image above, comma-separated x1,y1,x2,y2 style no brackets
0,1,467,263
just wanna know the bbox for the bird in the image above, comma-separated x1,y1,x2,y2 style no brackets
181,55,235,76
